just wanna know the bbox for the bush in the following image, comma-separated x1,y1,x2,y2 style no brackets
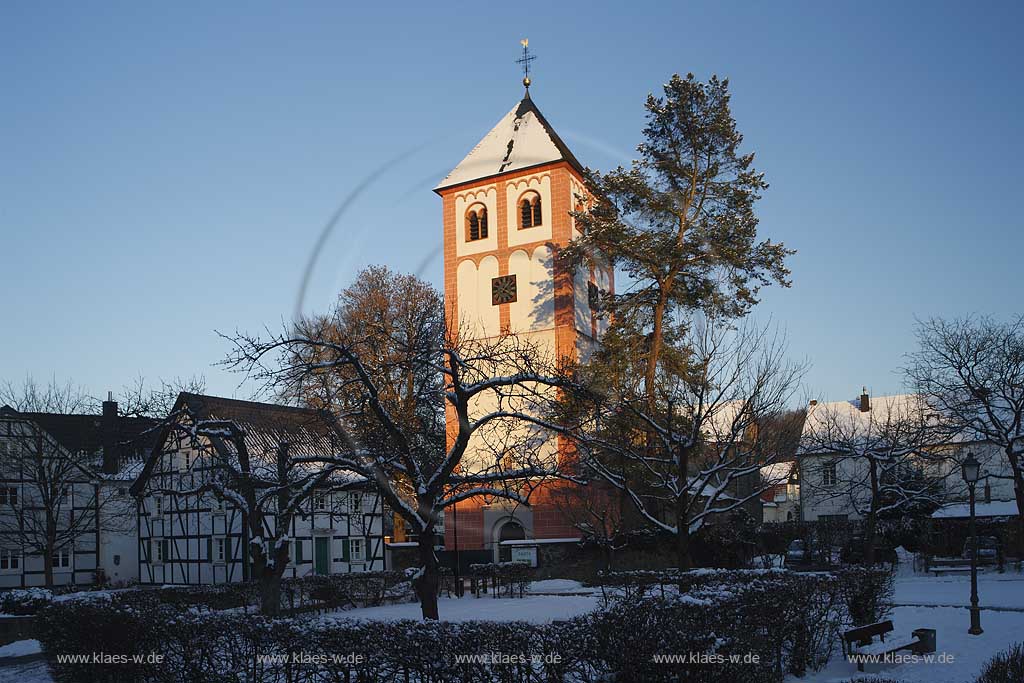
0,587,54,615
837,566,894,626
976,642,1024,683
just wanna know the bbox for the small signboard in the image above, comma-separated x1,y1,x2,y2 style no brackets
511,545,538,567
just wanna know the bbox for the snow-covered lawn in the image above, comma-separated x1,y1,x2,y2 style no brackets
0,639,41,658
893,573,1024,609
798,604,1024,682
323,587,600,623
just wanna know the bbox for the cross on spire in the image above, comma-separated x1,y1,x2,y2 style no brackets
516,38,535,90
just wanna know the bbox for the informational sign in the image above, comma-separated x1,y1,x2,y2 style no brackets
511,546,538,567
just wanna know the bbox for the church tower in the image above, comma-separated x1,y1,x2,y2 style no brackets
435,72,613,562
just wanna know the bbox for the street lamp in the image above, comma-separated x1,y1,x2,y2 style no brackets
961,452,983,635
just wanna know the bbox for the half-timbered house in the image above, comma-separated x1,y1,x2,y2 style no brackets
0,398,156,588
134,393,387,585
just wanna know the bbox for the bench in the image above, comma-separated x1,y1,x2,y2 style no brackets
928,566,973,576
842,620,936,672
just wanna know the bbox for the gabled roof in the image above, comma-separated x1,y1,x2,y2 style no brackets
435,92,584,192
0,405,159,478
171,392,339,460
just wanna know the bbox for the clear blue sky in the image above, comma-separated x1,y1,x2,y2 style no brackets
2,1,1021,407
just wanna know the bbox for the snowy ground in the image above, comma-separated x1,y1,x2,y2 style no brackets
323,587,600,623
4,575,1022,682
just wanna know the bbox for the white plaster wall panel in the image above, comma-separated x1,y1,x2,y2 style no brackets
529,246,555,331
506,175,552,248
477,256,500,338
456,259,479,338
510,245,555,332
574,265,591,335
455,186,498,257
508,250,532,333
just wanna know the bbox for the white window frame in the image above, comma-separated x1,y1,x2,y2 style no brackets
0,486,19,507
822,462,837,488
314,493,327,512
349,538,365,562
52,547,72,570
214,537,227,564
153,538,168,564
0,550,21,572
347,492,362,514
153,496,163,517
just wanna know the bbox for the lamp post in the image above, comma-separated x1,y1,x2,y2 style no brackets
961,452,983,635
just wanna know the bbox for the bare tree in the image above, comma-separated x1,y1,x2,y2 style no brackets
556,316,804,569
113,375,207,418
0,380,130,586
799,394,949,564
222,267,574,620
907,315,1024,555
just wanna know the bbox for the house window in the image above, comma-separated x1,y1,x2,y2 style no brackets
52,548,71,569
0,487,18,507
214,537,226,563
347,493,363,514
0,551,20,571
294,540,305,564
588,281,600,310
153,538,168,563
314,494,327,512
466,206,488,241
822,462,837,487
519,193,542,229
491,275,517,305
349,538,365,562
153,497,163,516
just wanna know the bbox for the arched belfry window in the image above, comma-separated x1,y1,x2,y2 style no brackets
466,205,488,241
519,192,542,229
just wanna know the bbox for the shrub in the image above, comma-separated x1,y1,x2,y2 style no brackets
0,587,54,615
837,566,894,626
976,642,1024,683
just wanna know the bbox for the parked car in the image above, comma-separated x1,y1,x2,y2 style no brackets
785,539,812,566
963,536,1002,565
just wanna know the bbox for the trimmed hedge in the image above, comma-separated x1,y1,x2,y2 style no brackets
35,568,885,683
0,570,414,616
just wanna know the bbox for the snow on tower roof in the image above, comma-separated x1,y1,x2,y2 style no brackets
435,93,583,192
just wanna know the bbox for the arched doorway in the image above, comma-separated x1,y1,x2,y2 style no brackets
497,520,526,562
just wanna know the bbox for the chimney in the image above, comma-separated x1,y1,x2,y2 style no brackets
102,392,119,475
859,387,870,413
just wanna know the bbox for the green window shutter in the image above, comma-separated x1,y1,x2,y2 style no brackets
147,539,151,561
207,538,212,561
341,538,350,562
162,539,170,561
296,540,303,563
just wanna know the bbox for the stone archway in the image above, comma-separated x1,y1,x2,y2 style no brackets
497,520,526,563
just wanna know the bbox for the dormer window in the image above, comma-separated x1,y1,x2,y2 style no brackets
520,193,542,229
466,205,488,241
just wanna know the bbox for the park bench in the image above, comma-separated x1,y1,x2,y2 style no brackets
842,620,935,672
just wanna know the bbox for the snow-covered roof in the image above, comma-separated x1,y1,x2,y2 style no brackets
435,92,583,191
760,461,795,484
798,393,943,455
931,500,1019,519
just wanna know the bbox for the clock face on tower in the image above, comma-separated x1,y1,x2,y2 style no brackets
491,275,517,305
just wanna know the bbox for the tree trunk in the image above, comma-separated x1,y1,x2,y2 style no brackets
414,532,440,620
864,459,879,566
259,571,283,617
676,528,692,570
